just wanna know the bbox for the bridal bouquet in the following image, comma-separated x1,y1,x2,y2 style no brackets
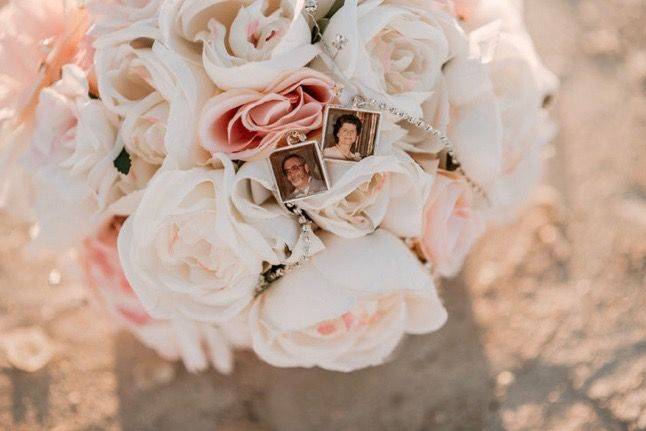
0,0,556,373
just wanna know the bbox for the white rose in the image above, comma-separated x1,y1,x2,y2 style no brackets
231,160,325,264
488,112,556,219
322,0,456,116
298,151,433,238
321,0,503,188
466,0,558,179
460,0,558,214
250,229,448,371
81,225,247,373
24,65,123,247
117,157,270,324
95,30,214,168
489,33,554,175
459,0,558,123
159,0,318,90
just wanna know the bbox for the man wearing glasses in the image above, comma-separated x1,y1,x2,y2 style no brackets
282,154,326,200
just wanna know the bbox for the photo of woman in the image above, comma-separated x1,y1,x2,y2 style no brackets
324,114,363,161
321,106,381,162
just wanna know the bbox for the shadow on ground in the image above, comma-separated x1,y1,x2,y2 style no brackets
8,368,51,425
113,277,502,431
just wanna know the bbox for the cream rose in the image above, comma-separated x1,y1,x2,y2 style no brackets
117,158,274,324
120,95,168,165
250,229,448,371
298,151,433,238
159,0,318,90
24,65,123,247
81,216,247,373
95,30,214,168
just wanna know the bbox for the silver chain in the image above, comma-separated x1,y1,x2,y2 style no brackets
350,95,491,205
255,205,314,296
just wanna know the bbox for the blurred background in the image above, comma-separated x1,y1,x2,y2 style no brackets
0,0,645,429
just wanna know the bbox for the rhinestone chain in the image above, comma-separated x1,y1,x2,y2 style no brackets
351,95,491,205
254,205,314,296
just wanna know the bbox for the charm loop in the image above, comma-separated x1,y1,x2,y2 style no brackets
351,95,367,109
286,130,308,146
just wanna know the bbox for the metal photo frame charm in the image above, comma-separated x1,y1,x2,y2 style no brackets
268,139,331,205
320,104,382,163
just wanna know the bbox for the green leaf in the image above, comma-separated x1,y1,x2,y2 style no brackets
113,148,131,175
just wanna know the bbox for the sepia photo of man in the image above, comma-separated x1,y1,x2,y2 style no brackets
281,154,326,200
270,141,330,203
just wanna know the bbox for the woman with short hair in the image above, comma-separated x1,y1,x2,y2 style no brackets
324,114,363,161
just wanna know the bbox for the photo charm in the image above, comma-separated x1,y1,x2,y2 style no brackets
321,105,381,162
269,141,330,204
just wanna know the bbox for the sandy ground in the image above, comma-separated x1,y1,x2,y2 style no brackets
1,0,645,430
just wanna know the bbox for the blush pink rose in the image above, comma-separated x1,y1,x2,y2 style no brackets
80,217,248,374
420,171,485,277
198,68,334,161
0,0,93,122
82,216,151,328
